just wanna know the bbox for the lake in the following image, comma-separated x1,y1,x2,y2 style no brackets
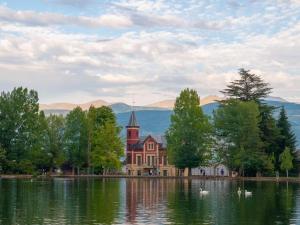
0,178,299,225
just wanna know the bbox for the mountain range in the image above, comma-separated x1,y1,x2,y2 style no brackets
40,96,300,148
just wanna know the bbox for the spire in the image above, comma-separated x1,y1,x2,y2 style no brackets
127,111,139,127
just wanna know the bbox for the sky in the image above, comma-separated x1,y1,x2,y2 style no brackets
0,0,299,105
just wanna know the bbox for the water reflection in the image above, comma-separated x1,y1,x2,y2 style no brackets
0,178,299,225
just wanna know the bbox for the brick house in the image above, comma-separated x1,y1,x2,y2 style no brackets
126,111,176,176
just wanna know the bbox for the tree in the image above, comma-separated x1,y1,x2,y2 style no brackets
213,100,265,176
279,147,294,177
45,114,65,173
88,106,123,174
221,68,272,102
0,146,6,173
87,106,116,174
91,122,123,174
64,107,88,175
277,107,296,155
166,88,212,176
0,87,40,173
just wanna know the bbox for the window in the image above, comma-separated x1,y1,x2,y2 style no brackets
137,170,141,176
152,156,155,166
128,130,131,138
147,156,151,166
163,156,167,166
148,142,155,150
137,155,142,166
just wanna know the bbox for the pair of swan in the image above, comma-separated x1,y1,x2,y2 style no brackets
238,187,252,197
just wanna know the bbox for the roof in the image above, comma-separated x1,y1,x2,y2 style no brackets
127,111,139,127
130,135,167,150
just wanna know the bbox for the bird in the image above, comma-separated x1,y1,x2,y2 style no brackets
200,188,209,195
237,187,242,196
245,190,252,197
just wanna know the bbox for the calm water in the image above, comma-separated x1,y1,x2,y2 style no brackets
0,178,299,225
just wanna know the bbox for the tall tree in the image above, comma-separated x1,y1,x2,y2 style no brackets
221,68,272,102
279,147,294,177
166,88,212,176
214,100,266,176
91,121,123,174
88,106,123,174
45,114,65,173
0,87,40,173
64,107,88,175
277,107,297,167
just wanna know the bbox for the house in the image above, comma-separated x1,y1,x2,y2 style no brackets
126,111,176,176
192,164,229,176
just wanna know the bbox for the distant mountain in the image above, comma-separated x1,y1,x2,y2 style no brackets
41,97,300,147
40,99,108,111
264,96,288,102
146,95,223,109
116,100,300,148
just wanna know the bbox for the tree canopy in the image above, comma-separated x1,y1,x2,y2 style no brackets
166,88,212,176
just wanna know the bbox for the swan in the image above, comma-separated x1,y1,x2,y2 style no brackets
200,188,209,195
245,190,252,197
237,187,242,196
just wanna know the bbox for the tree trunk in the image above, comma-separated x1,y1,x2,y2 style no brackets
286,170,289,178
72,167,75,176
188,167,192,177
77,167,80,176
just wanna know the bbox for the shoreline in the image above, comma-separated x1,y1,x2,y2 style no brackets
1,174,300,183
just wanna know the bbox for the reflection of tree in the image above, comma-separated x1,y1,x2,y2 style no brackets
167,179,216,225
0,178,121,225
231,181,298,225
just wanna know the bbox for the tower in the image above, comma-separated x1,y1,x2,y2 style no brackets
126,111,139,146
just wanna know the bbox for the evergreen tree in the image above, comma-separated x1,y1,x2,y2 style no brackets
166,88,212,176
277,107,297,167
221,68,272,102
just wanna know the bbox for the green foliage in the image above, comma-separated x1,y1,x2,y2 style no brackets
166,88,212,174
214,100,266,175
91,122,124,174
88,106,123,174
277,107,296,157
221,68,272,102
279,147,293,177
0,87,40,164
45,114,65,172
64,107,88,173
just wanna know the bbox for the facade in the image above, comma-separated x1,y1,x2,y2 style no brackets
126,111,176,176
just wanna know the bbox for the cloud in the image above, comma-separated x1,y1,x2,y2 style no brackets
0,1,300,104
0,5,133,28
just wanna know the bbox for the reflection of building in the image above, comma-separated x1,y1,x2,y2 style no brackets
126,179,175,223
126,111,176,176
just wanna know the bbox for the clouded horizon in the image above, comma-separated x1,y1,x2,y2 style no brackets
0,0,299,105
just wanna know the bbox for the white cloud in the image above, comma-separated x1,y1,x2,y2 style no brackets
0,1,300,104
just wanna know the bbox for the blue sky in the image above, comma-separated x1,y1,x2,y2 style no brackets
0,0,299,104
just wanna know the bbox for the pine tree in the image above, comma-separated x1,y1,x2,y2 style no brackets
221,68,272,102
277,107,297,168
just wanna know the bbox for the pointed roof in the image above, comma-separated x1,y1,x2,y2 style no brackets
127,111,139,127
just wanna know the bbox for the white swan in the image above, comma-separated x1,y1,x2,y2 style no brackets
200,188,209,195
245,190,252,197
237,187,242,196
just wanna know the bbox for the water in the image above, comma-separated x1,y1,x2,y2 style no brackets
0,178,299,225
